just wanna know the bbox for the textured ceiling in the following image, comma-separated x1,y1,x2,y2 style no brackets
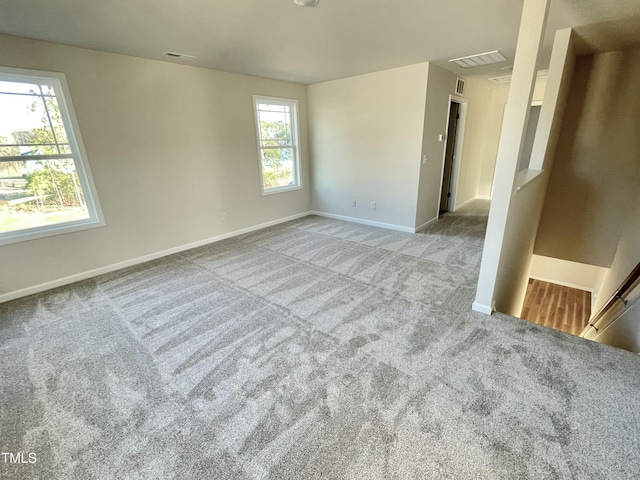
0,0,639,84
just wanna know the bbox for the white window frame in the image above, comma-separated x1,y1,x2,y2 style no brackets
252,95,302,195
0,66,105,246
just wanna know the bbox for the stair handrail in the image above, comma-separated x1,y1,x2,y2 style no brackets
587,262,640,333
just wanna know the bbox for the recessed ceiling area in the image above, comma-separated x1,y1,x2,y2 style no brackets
0,0,639,84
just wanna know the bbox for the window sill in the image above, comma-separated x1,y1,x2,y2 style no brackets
513,168,543,195
0,218,106,246
261,185,302,196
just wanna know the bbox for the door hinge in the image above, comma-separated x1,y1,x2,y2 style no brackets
456,113,460,119
448,193,451,197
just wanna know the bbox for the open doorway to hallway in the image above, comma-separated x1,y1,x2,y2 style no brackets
440,102,459,216
438,96,467,218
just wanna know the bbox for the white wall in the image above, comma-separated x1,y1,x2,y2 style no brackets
530,255,604,292
308,64,428,230
476,77,547,198
415,63,458,228
452,77,494,205
0,34,311,299
472,0,572,317
490,28,576,316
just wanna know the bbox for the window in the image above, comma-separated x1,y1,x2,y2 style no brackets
0,67,104,245
253,96,301,194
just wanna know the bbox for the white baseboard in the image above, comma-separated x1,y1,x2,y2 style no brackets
453,195,491,211
309,211,415,233
472,301,493,315
0,211,311,304
528,275,593,293
475,195,492,201
415,217,438,233
454,197,478,210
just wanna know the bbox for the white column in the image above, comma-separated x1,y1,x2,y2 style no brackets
472,0,551,314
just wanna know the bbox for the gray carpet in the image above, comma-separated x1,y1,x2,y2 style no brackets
1,200,639,479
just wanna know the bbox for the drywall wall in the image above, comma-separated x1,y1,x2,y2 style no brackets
490,28,576,316
452,77,494,205
308,64,427,229
473,0,555,314
535,47,640,267
476,76,547,198
591,192,640,315
473,3,574,318
415,63,458,228
530,254,604,291
0,34,311,298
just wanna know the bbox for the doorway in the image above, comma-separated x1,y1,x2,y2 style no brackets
439,99,464,217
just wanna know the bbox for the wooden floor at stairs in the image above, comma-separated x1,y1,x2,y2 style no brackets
520,279,591,336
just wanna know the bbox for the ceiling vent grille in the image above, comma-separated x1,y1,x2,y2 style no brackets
449,50,507,68
488,69,549,84
488,75,512,84
455,78,465,95
162,52,198,60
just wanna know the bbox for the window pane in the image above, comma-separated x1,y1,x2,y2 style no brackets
261,148,294,189
0,81,42,95
40,84,56,96
0,158,89,234
257,103,288,113
0,145,21,156
0,93,57,148
258,108,292,147
43,95,69,145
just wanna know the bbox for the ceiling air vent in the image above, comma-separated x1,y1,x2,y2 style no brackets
488,69,549,84
455,78,465,95
162,52,198,60
488,75,512,84
449,50,507,68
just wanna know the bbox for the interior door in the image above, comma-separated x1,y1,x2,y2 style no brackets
440,101,459,214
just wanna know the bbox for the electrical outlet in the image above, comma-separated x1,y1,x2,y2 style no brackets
422,155,428,164
352,199,357,207
370,202,376,210
221,212,228,221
